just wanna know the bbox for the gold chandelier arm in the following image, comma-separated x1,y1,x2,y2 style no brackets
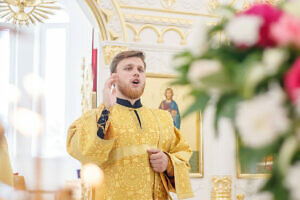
38,5,60,9
32,10,49,19
35,8,54,15
31,12,43,23
0,8,10,12
0,11,11,17
28,15,35,24
42,1,57,4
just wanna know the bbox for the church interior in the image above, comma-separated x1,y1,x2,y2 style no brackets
0,0,299,199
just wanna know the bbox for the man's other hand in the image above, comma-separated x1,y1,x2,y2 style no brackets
147,149,169,173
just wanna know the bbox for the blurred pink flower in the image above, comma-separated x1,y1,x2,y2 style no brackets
284,58,300,103
271,14,300,48
242,4,283,47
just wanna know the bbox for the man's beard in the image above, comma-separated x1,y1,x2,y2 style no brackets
117,80,145,100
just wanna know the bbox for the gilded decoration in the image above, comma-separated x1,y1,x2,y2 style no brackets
123,13,194,27
126,23,188,45
211,176,232,200
119,4,219,18
160,0,176,10
236,194,245,200
103,45,128,65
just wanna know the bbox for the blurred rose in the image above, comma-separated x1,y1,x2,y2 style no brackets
271,14,300,48
284,58,300,103
242,4,283,47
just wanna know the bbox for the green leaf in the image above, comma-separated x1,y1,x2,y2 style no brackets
261,159,290,200
214,93,242,133
199,71,233,92
182,92,210,118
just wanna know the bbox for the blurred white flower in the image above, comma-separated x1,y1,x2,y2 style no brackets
187,59,222,89
187,20,208,56
236,87,290,148
285,162,300,200
225,15,263,46
268,83,287,103
81,163,104,186
23,73,45,97
263,48,289,75
10,108,44,137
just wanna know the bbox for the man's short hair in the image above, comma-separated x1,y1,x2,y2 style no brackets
110,50,146,73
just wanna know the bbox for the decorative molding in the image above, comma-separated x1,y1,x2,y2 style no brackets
99,7,121,41
100,7,114,23
85,0,108,41
211,176,232,200
119,4,220,18
179,0,204,11
160,0,176,10
111,0,128,41
93,0,126,41
126,23,188,45
236,194,245,200
103,45,129,65
146,73,177,78
123,13,194,27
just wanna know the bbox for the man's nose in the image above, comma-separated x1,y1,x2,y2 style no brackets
133,68,140,76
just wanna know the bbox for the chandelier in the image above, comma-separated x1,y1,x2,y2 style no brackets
0,0,60,25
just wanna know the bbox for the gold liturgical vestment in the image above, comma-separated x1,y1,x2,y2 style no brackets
67,102,194,200
0,134,13,186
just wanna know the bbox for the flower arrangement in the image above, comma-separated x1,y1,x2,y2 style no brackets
174,1,300,200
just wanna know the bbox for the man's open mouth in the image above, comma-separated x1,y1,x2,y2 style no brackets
132,79,140,85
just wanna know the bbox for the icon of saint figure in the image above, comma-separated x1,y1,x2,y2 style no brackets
159,88,181,129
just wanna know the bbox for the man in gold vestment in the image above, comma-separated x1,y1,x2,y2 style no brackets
0,123,13,186
67,51,194,200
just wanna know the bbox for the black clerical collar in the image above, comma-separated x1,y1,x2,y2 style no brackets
116,98,142,109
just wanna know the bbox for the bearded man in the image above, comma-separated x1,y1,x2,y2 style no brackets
67,50,194,200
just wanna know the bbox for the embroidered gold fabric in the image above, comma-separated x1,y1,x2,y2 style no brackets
0,134,13,186
67,104,194,200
